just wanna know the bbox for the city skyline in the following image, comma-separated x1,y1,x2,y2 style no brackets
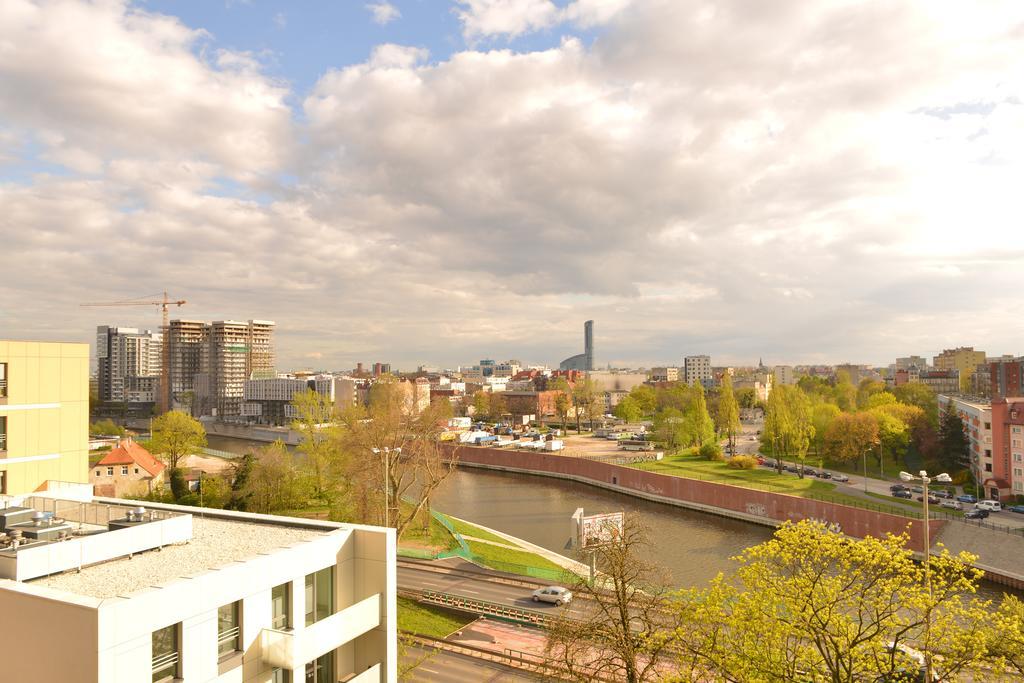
3,1,1023,369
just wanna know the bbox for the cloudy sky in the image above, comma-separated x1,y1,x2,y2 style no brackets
2,0,1023,371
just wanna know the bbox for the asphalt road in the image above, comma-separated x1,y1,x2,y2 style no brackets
403,645,541,682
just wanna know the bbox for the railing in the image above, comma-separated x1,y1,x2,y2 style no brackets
21,496,181,527
419,589,553,627
151,651,179,682
0,432,5,451
217,626,241,656
0,378,7,399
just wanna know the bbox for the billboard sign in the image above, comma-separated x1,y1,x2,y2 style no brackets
574,510,624,549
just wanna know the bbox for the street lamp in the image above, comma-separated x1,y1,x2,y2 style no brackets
372,447,401,527
899,469,952,683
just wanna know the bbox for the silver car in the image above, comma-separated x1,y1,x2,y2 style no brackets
532,586,573,605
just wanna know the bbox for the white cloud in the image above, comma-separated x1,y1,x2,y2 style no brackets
366,2,401,25
2,0,1024,369
455,0,632,40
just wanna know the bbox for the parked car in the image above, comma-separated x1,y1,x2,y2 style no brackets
890,484,909,493
940,499,963,511
784,464,799,473
916,495,940,505
964,509,989,520
832,473,849,483
817,471,833,480
957,494,978,504
976,500,1003,512
761,458,777,468
755,455,765,465
1008,505,1024,514
932,489,953,499
893,490,914,499
532,586,573,605
910,486,924,494
802,467,819,477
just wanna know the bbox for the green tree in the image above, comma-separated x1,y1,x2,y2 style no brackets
628,384,658,415
572,377,601,431
613,395,642,423
685,381,715,448
822,411,880,465
735,387,757,410
937,400,970,471
150,410,206,476
811,402,841,458
762,386,815,476
716,374,742,455
856,379,887,409
226,452,255,511
672,521,992,682
834,370,857,411
551,377,573,429
871,408,910,472
893,382,939,426
653,408,688,450
471,391,490,419
89,418,126,437
291,389,344,503
240,441,311,514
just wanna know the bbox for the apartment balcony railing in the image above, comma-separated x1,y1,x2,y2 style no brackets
261,594,380,670
0,378,7,402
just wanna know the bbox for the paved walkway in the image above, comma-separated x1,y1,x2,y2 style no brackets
935,522,1024,583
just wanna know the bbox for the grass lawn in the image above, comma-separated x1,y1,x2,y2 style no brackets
818,455,904,481
444,516,508,544
400,513,461,552
465,539,567,575
632,453,911,513
397,596,475,638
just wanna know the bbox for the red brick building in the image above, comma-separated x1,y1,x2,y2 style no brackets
989,398,1024,500
991,358,1024,398
503,390,562,418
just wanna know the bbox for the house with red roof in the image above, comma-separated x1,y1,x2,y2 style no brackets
89,438,166,498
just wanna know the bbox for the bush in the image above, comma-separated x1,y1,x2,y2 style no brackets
699,442,724,461
728,455,758,469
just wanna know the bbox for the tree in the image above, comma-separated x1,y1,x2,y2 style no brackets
762,386,815,475
551,377,573,428
937,401,970,472
834,370,857,411
893,382,939,425
856,379,886,409
628,384,658,416
226,452,255,511
546,519,679,683
653,408,688,450
716,374,741,455
572,377,602,431
471,391,490,419
197,473,231,508
240,441,311,514
811,402,841,458
684,381,715,448
613,395,642,423
822,411,880,464
89,418,126,437
992,595,1024,677
291,389,344,503
487,391,507,421
339,382,457,539
150,410,206,474
735,387,757,410
672,520,992,682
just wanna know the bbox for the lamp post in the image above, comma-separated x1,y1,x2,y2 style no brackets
900,469,952,683
372,447,401,528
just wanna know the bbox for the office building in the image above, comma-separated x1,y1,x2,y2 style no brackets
96,326,163,404
933,347,985,387
0,497,396,682
559,320,594,371
0,340,90,496
684,355,712,386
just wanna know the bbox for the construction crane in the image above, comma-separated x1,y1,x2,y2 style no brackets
81,292,187,414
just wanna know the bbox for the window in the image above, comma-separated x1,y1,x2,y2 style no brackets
305,651,334,683
135,467,140,474
985,463,993,472
121,466,129,475
106,467,113,476
151,623,180,683
0,415,6,451
985,422,991,430
0,362,6,399
272,582,291,630
272,669,292,683
305,566,334,626
95,470,100,477
217,601,241,659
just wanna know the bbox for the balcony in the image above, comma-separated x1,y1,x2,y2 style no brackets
261,594,381,670
0,376,6,404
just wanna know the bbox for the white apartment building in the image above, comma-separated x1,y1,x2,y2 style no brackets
0,496,396,683
939,395,993,479
650,367,679,382
773,365,795,386
684,355,712,386
96,326,163,403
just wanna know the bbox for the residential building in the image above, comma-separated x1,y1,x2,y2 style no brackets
0,340,90,496
559,320,594,371
89,438,166,497
503,390,560,419
990,357,1024,398
933,347,986,387
939,395,992,483
372,363,391,378
919,370,959,395
971,363,992,397
895,356,929,371
243,375,360,425
0,496,396,682
588,371,647,393
773,365,795,386
96,326,163,404
167,319,209,409
835,363,868,385
684,355,712,386
649,367,679,382
989,397,1024,500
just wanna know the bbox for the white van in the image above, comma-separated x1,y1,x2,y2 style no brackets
976,500,1002,512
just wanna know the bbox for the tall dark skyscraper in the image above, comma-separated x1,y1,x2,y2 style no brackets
559,319,595,371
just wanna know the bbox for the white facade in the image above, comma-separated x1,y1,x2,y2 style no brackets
684,355,712,386
650,367,679,382
96,326,163,403
0,498,396,683
939,395,993,480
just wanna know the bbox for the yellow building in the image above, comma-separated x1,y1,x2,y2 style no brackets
0,340,89,496
933,346,986,388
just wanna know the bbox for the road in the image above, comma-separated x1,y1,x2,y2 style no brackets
403,645,540,682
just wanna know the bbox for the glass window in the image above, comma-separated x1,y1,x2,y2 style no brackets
305,651,334,683
106,467,113,476
272,669,292,683
0,415,6,451
151,623,179,683
217,601,241,659
122,466,129,475
272,582,291,630
304,566,334,626
135,467,140,474
0,362,6,398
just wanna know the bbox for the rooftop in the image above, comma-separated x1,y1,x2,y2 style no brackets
31,515,326,599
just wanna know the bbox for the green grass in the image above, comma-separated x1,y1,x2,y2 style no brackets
400,512,461,552
465,539,567,575
444,516,509,544
397,597,475,638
